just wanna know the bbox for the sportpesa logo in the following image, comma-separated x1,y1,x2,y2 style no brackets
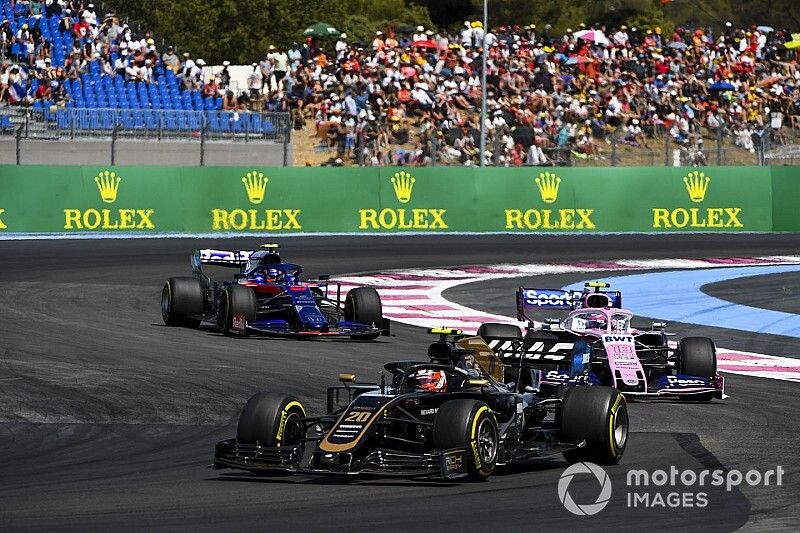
505,172,596,230
358,171,448,230
211,170,302,231
652,171,743,229
64,171,156,230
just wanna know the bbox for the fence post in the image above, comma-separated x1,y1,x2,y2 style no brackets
431,133,437,166
282,114,290,167
716,128,723,166
24,109,29,138
111,125,118,165
610,133,618,167
15,124,23,165
200,121,207,166
664,135,670,166
245,113,250,144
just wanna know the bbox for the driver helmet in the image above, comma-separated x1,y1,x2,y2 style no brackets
612,318,627,331
412,369,447,392
265,268,281,281
586,312,607,330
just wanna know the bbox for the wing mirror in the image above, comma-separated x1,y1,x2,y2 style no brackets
338,373,356,383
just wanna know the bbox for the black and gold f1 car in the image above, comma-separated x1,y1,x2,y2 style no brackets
213,329,629,481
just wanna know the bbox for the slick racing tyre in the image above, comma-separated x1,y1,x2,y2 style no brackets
477,323,523,340
217,285,256,336
677,337,717,402
433,399,498,481
237,393,307,475
344,287,382,340
237,392,307,446
561,386,628,465
161,277,203,328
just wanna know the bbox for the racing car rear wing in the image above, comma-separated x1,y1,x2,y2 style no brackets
195,249,255,267
481,335,573,369
516,284,622,323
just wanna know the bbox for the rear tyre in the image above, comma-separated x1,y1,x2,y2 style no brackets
433,399,498,481
161,277,203,328
217,285,257,335
477,323,522,340
344,287,382,340
678,337,717,402
561,386,628,465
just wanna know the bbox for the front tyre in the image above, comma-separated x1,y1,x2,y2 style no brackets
161,277,203,328
217,285,256,335
237,392,307,447
344,287,382,340
433,399,498,481
561,386,628,465
678,337,717,402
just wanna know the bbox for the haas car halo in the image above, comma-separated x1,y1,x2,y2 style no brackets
161,244,389,339
213,329,628,481
479,282,724,401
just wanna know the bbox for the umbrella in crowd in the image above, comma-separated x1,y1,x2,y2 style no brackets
668,41,688,50
757,25,775,33
709,81,736,91
302,22,339,38
784,40,800,50
411,40,438,50
565,55,593,65
572,29,609,44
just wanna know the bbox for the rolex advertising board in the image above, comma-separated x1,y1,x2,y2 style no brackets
0,165,788,234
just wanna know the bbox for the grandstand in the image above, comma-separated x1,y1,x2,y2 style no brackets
0,0,289,165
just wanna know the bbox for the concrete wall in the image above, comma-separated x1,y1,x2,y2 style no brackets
0,138,291,166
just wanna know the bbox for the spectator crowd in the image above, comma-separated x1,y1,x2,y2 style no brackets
1,0,799,166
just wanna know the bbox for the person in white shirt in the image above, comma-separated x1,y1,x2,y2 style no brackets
335,34,348,61
526,142,548,165
247,63,262,98
412,26,426,42
460,21,473,48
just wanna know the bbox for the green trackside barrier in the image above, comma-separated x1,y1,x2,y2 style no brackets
771,166,800,231
0,165,791,234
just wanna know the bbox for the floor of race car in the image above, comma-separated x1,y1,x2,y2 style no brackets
0,235,798,532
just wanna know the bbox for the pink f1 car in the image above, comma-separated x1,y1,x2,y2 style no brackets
478,282,724,401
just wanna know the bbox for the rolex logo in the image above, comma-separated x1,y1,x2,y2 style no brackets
391,171,415,204
95,171,121,204
683,171,710,203
242,171,268,204
535,172,561,204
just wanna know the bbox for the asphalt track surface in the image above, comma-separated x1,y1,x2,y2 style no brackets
1,235,799,532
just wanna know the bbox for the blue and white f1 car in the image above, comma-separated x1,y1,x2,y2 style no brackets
161,244,389,340
477,282,724,401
